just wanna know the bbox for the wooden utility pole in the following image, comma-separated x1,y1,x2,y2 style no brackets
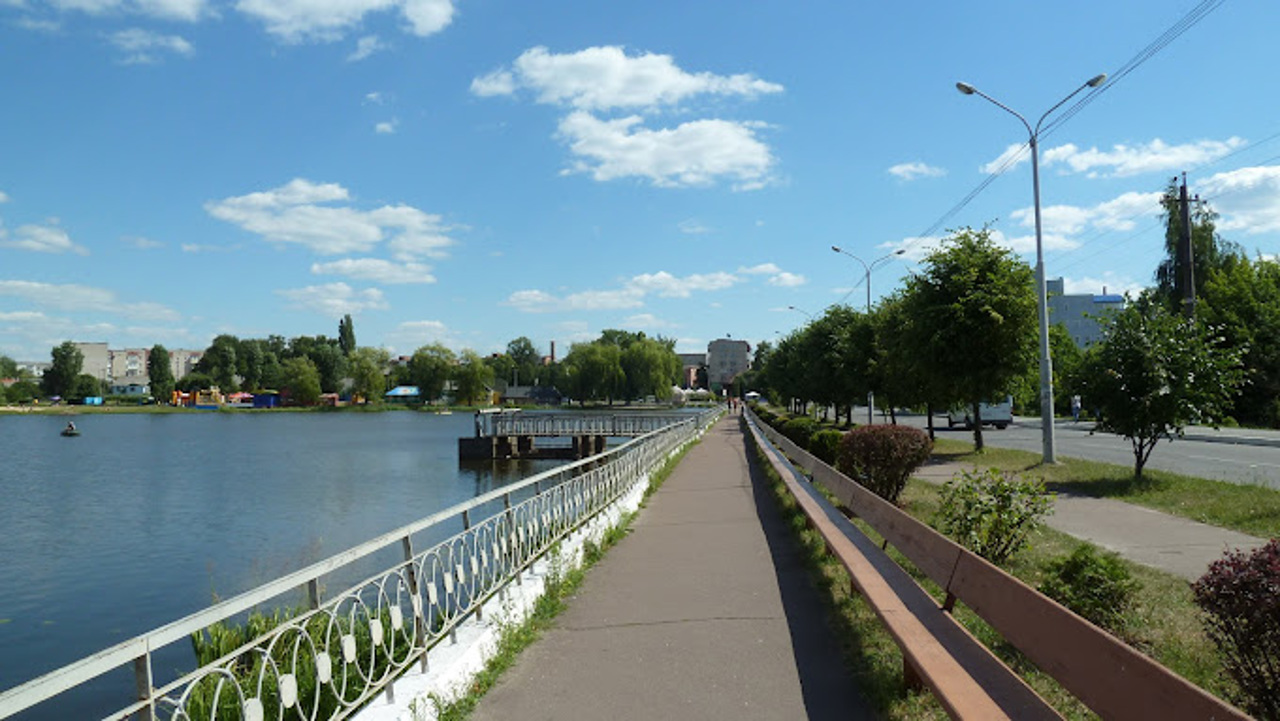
1177,173,1197,318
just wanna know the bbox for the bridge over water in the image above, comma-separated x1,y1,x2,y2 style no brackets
458,409,699,460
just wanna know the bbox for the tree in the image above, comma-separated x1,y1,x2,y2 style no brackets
349,347,389,402
0,355,17,379
338,315,356,357
196,334,240,391
280,357,322,406
452,350,493,405
148,344,175,402
69,373,104,400
506,336,541,385
874,292,942,431
1154,178,1243,315
5,379,39,404
1199,255,1280,427
903,227,1037,450
1078,295,1246,480
562,342,624,405
176,372,215,393
620,336,681,401
408,344,456,402
43,341,84,398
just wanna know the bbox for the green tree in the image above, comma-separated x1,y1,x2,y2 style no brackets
176,372,215,392
349,347,389,402
287,337,346,393
903,227,1037,450
506,336,541,386
452,350,493,405
1199,255,1280,427
5,379,39,404
196,334,240,391
0,355,17,378
280,356,322,406
43,341,84,398
562,342,625,405
1078,295,1246,480
1154,179,1242,314
874,292,942,430
338,315,356,356
408,343,456,402
620,336,681,401
485,352,517,389
148,344,176,403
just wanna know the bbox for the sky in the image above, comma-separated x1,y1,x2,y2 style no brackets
3,0,1280,364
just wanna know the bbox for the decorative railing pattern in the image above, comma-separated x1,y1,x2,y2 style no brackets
0,408,721,721
485,412,695,438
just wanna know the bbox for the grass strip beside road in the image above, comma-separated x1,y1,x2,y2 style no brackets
932,438,1280,538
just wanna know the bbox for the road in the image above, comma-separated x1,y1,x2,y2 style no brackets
880,411,1280,490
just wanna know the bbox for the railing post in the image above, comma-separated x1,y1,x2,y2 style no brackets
133,653,154,721
307,579,321,610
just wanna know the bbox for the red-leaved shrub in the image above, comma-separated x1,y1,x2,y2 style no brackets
836,424,932,503
1191,539,1280,720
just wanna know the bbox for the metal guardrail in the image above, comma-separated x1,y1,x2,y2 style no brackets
0,408,721,721
484,412,695,438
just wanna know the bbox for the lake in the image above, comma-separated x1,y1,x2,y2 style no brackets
0,410,562,718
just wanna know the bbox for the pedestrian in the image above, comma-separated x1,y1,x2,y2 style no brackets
1071,395,1081,422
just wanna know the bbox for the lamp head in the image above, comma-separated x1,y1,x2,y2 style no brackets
894,249,905,255
956,81,976,95
1087,73,1107,88
831,245,842,253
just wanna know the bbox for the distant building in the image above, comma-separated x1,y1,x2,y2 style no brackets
1046,278,1126,347
168,349,204,379
109,348,150,381
74,342,110,384
678,352,705,388
706,339,750,390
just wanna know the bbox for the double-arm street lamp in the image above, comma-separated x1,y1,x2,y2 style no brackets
956,73,1106,464
830,246,905,424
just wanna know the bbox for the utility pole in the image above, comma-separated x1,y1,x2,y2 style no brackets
1177,172,1197,318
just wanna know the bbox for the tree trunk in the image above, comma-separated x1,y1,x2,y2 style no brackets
971,401,984,451
926,402,935,440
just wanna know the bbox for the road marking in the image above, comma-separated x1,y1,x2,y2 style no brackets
1185,453,1280,469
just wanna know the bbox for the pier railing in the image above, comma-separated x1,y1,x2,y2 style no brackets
0,408,720,721
481,411,696,438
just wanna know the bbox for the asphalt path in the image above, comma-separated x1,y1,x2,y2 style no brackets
876,410,1280,490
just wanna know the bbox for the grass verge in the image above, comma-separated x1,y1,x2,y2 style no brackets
748,434,1239,719
427,436,698,720
932,438,1280,538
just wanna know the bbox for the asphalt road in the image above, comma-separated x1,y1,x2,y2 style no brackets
882,411,1280,490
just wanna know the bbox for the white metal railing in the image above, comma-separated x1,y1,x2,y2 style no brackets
0,408,721,721
482,412,695,438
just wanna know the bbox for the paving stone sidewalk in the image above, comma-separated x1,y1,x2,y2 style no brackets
913,461,1270,581
469,416,874,721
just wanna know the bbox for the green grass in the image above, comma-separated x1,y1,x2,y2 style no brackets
931,438,1280,538
427,437,698,720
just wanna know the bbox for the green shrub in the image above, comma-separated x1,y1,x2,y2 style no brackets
808,429,844,466
1039,544,1140,633
935,467,1054,566
781,416,819,448
1192,539,1280,720
835,424,932,504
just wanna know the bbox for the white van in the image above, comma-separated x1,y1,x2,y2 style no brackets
947,396,1013,430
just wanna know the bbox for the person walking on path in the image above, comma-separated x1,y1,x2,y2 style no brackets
468,417,873,720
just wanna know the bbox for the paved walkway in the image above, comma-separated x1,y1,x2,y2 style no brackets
913,460,1270,580
470,416,874,720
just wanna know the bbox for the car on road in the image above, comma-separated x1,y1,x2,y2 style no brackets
946,396,1014,430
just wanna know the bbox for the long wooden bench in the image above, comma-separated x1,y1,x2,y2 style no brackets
744,411,1250,720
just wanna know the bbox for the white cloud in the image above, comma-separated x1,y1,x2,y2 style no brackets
0,280,180,320
1009,191,1163,236
980,143,1030,175
235,0,454,43
375,119,398,134
276,282,388,316
347,34,384,61
472,45,783,112
205,178,455,259
1060,272,1146,297
1043,138,1246,178
678,219,711,234
0,191,9,203
365,91,385,104
39,0,206,21
122,235,163,249
311,257,435,284
108,28,194,64
0,222,89,255
383,319,453,354
888,162,945,181
506,287,646,313
628,270,738,297
1198,165,1280,234
737,263,780,275
767,271,806,287
621,313,673,330
557,111,775,189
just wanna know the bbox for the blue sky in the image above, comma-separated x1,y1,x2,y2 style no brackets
3,0,1279,363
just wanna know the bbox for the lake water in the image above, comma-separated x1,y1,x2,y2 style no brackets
0,410,562,718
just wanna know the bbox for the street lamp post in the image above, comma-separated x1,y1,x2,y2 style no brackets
956,73,1106,464
787,305,813,319
830,246,905,425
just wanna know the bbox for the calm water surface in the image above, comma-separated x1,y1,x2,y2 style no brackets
0,411,561,716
